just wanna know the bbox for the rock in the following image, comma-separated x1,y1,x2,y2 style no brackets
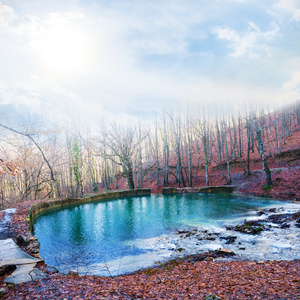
204,257,214,261
280,223,290,229
204,294,222,300
177,230,189,234
252,226,263,234
16,235,30,246
45,266,59,273
31,241,40,248
226,222,265,235
5,264,48,285
68,270,79,276
257,207,278,215
220,236,237,244
215,249,235,256
168,244,176,251
0,266,5,276
257,211,265,216
267,212,300,224
0,287,7,296
31,248,40,254
0,239,42,268
28,239,40,256
0,265,16,276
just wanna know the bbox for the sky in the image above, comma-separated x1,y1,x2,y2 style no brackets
0,0,300,128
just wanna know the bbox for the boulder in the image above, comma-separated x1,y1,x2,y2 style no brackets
16,235,30,246
5,265,48,285
215,249,235,256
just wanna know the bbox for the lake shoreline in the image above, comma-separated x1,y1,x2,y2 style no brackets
2,192,299,275
1,191,300,299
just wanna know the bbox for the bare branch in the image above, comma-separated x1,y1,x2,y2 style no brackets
0,123,56,182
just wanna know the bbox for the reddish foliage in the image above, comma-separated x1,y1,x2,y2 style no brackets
4,260,300,299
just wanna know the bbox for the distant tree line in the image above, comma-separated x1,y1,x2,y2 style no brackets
0,101,299,208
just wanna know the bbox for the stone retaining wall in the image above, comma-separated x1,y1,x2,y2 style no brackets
198,186,237,193
162,186,238,194
28,189,151,232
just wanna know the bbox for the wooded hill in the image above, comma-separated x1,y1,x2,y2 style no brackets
0,101,299,208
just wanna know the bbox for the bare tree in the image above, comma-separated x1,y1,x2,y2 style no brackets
100,122,147,190
194,114,210,187
168,112,186,187
161,112,170,186
221,118,232,184
185,117,193,187
250,115,272,186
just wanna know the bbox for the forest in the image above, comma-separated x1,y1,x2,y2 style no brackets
1,101,300,299
0,101,299,209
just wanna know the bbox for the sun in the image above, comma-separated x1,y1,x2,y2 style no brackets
33,20,93,74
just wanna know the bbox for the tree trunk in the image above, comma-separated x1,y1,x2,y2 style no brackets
222,121,232,184
203,130,209,187
253,120,272,186
126,163,135,190
246,118,251,176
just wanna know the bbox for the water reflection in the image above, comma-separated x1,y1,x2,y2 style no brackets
34,193,289,275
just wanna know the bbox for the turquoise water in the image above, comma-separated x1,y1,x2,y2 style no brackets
33,193,286,274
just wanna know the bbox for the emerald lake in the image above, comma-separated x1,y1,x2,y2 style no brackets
33,193,299,276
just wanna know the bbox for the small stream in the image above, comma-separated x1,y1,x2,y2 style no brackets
0,208,16,240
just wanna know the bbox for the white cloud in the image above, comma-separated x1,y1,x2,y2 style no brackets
283,71,300,90
0,82,41,115
276,0,300,22
116,2,206,56
0,2,15,26
213,21,279,58
273,71,300,105
0,0,299,126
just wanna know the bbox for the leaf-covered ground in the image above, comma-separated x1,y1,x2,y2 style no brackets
4,259,300,299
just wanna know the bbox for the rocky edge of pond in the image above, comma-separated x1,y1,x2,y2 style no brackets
169,207,300,259
225,207,300,234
